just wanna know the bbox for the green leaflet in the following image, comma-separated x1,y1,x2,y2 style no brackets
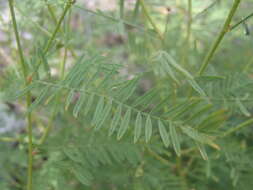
134,112,142,143
162,51,206,97
196,142,208,160
185,104,212,123
150,95,171,114
63,147,83,163
73,92,86,118
84,94,94,115
236,98,251,117
109,104,122,136
197,109,226,130
158,120,170,147
132,88,157,108
160,58,179,84
145,115,152,143
117,108,131,140
92,96,104,126
171,99,201,120
180,126,214,146
65,89,75,110
116,77,139,102
95,99,113,130
72,164,92,186
26,85,50,114
169,123,181,156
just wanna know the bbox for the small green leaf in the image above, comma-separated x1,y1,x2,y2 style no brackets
92,96,104,126
169,123,181,156
236,98,251,117
117,108,131,140
72,165,92,186
73,92,86,118
145,115,152,143
95,99,113,130
65,89,75,110
132,88,157,107
158,120,170,147
84,94,94,115
63,147,82,163
134,112,142,143
109,104,122,136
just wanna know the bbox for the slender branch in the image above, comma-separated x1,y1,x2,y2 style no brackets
43,0,74,53
39,8,72,145
29,0,74,80
7,0,33,190
230,12,253,30
198,0,241,76
139,0,164,41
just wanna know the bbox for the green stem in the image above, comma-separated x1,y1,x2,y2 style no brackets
43,0,74,54
29,0,74,79
8,0,33,190
198,0,241,76
230,12,253,30
39,8,72,145
139,0,164,41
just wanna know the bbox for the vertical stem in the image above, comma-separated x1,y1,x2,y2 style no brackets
8,0,33,190
139,0,164,41
198,0,241,76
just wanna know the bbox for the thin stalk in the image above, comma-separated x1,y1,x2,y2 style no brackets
43,0,74,53
230,12,253,30
29,0,74,79
8,0,33,190
198,0,241,76
139,0,164,41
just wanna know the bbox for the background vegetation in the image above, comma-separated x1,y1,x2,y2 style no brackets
1,0,253,189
